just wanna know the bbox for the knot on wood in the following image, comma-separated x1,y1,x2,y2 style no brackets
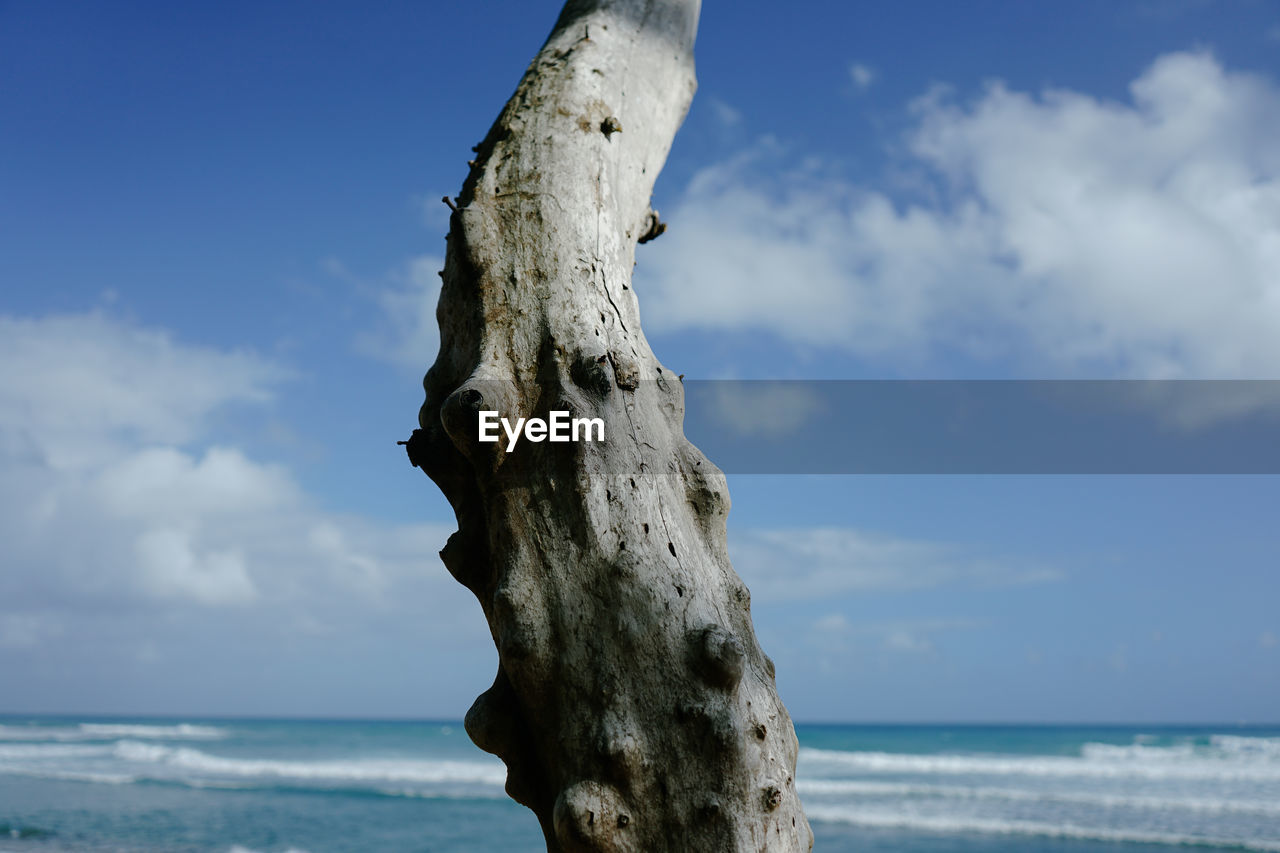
464,670,517,757
677,445,731,524
690,624,745,691
438,529,479,587
637,209,666,244
398,428,430,470
572,354,613,397
440,384,489,452
598,717,643,778
439,379,519,464
610,353,640,391
600,115,623,138
763,784,783,812
553,780,630,852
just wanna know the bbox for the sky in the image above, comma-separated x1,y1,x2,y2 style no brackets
2,0,1279,723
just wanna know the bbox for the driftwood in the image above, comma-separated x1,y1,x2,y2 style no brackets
405,1,811,849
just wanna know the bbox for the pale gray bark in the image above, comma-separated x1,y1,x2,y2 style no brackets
406,1,812,849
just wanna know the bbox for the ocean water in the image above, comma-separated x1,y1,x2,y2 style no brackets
1,718,1278,852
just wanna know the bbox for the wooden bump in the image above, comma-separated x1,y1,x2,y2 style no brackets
572,354,613,397
763,785,783,811
600,115,623,137
464,671,515,757
440,384,488,453
691,625,744,690
554,780,627,852
438,529,476,587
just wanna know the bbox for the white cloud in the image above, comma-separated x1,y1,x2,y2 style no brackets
708,97,743,127
0,310,498,715
849,62,876,92
703,381,825,437
95,446,299,521
806,613,980,657
353,255,444,372
883,629,934,653
1261,630,1278,649
135,528,256,605
640,51,1280,379
0,313,286,464
813,612,850,634
729,526,1059,602
0,312,460,620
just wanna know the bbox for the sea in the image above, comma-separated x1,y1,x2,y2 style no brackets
1,718,1278,852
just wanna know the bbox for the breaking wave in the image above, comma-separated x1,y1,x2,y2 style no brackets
800,735,1280,781
0,722,227,742
805,807,1280,851
798,732,1280,851
0,737,506,797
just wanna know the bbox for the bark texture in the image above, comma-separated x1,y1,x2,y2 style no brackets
408,1,812,849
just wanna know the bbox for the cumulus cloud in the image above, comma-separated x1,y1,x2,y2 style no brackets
883,628,935,653
134,528,256,605
805,613,981,663
701,381,825,437
353,254,445,372
849,63,876,92
640,51,1280,379
708,97,743,127
0,313,287,467
729,526,1059,601
0,311,460,629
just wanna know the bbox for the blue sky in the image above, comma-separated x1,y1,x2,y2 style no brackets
2,0,1279,722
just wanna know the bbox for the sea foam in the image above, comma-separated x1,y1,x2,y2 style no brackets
799,739,1280,781
108,740,507,787
0,722,227,742
796,777,1280,816
803,807,1280,852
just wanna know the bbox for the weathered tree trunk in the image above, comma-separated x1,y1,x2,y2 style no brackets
406,1,812,849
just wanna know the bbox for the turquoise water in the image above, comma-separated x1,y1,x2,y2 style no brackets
2,718,1278,852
